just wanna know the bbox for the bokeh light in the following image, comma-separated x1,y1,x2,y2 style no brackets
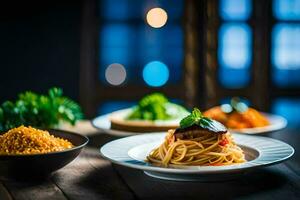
105,63,127,85
143,61,169,87
146,8,168,28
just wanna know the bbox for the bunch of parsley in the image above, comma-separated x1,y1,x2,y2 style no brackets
0,87,83,132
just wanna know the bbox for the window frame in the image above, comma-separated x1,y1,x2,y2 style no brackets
80,0,192,117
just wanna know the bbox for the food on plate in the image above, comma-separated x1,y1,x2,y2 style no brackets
0,126,73,155
110,93,190,132
147,108,245,166
203,98,269,129
0,87,83,132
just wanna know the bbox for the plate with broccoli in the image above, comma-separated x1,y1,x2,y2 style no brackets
92,93,190,136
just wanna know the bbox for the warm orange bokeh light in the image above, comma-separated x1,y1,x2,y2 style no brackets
146,7,168,28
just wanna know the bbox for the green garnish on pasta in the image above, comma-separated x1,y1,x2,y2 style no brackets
179,108,227,133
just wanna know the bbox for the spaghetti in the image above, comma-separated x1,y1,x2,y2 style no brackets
147,120,245,166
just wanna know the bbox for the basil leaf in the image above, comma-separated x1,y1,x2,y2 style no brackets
179,108,203,129
179,115,195,129
192,108,202,119
179,108,200,129
179,108,227,133
198,117,212,126
199,117,227,133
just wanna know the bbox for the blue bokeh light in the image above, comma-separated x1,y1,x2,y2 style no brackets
218,23,252,88
143,61,169,87
219,23,252,69
273,0,300,20
138,25,183,83
219,0,252,21
272,98,300,127
99,1,184,85
272,24,300,87
272,24,300,70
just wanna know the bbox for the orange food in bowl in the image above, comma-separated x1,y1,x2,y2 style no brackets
0,126,73,155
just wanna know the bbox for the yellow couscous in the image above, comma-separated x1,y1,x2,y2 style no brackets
0,126,73,155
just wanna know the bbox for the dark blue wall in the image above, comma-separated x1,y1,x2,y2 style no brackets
0,1,82,102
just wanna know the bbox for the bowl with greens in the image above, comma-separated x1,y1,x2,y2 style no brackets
0,87,83,133
0,88,87,179
92,93,190,135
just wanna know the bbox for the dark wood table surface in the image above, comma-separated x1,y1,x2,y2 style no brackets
0,121,299,200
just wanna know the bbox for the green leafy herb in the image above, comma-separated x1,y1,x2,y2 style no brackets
0,87,83,132
179,108,227,133
126,93,189,121
179,108,202,129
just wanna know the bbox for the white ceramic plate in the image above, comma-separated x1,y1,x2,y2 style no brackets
92,112,287,136
100,133,294,181
92,112,141,136
229,113,287,134
92,108,182,136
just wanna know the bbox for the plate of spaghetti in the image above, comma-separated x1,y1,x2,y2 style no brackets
100,108,294,181
203,98,287,134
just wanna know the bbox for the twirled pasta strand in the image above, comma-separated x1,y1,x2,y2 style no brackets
147,130,245,166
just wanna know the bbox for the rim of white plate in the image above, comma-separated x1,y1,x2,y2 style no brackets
93,111,287,136
100,133,294,174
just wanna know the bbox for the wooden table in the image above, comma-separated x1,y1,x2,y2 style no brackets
0,121,300,200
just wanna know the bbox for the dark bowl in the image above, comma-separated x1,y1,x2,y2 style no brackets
0,129,89,180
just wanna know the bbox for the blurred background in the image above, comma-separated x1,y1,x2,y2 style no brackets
0,0,299,127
